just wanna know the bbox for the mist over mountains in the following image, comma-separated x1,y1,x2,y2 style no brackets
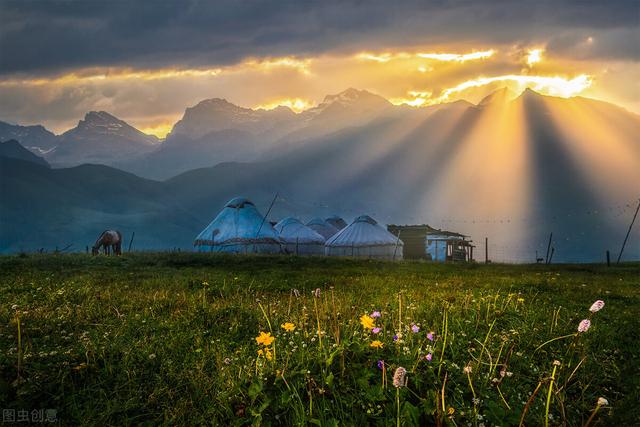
1,88,638,261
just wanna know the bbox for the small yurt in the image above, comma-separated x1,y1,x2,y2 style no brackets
325,215,404,260
306,217,339,240
194,197,282,254
325,215,348,230
274,217,326,255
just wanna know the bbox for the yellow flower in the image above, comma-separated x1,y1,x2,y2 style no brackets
360,314,375,330
370,340,383,349
517,298,525,303
257,349,264,356
264,347,273,360
255,331,275,346
447,407,455,415
281,322,296,332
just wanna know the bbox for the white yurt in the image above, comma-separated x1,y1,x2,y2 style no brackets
274,217,326,255
325,215,404,260
325,215,348,230
306,217,339,240
194,197,282,254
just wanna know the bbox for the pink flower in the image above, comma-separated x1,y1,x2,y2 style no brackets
589,300,605,313
372,327,381,334
411,324,420,333
371,311,381,318
578,319,591,333
427,332,434,341
393,367,407,388
425,353,432,361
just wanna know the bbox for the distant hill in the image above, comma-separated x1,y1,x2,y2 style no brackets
48,111,160,167
0,139,49,167
0,157,200,253
0,121,58,153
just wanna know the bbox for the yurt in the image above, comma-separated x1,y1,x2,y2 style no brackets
274,217,326,255
325,215,348,230
194,197,282,253
325,215,404,260
306,217,339,240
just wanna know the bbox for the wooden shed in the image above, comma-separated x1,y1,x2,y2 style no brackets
387,224,474,262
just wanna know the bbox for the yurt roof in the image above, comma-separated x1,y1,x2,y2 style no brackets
306,217,339,239
194,196,280,246
325,214,404,247
275,217,325,244
325,215,348,229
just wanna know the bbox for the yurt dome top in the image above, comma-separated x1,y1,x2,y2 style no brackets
325,215,348,230
194,196,280,246
306,217,339,240
225,197,254,209
326,214,403,248
275,217,325,244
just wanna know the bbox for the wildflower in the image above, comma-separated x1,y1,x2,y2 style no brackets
371,311,381,318
372,327,382,334
292,288,300,297
264,347,273,360
255,331,275,346
425,353,433,361
517,298,525,303
360,314,375,330
472,397,480,405
393,334,399,341
553,360,561,366
148,354,156,360
281,322,296,332
427,332,434,341
597,397,608,406
223,357,231,365
577,319,591,333
463,365,472,374
589,300,605,313
377,360,384,370
11,304,18,310
393,367,407,388
411,324,420,333
313,288,321,298
370,340,383,349
447,407,455,415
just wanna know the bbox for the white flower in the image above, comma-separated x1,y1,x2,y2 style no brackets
589,300,605,313
597,397,608,406
578,319,591,333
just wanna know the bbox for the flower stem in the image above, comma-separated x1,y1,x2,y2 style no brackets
545,363,558,427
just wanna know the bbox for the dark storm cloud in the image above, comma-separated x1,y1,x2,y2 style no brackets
0,0,638,76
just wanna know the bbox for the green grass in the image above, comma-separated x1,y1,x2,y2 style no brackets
1,254,639,426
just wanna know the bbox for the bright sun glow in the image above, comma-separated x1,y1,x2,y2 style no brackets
390,74,592,107
357,49,495,63
526,48,544,66
255,98,315,113
416,50,495,62
138,123,174,139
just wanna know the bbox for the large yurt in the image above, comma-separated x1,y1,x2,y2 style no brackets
274,217,326,255
325,215,348,230
194,197,282,254
325,215,404,260
306,217,339,240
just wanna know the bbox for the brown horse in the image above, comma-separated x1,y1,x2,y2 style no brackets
92,230,122,255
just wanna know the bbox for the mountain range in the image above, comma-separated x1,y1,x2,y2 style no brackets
1,88,639,261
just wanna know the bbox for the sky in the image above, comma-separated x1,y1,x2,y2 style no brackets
0,0,638,137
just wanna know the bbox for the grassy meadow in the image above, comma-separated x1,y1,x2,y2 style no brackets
1,254,639,426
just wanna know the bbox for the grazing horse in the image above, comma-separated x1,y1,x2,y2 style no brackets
92,230,122,255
